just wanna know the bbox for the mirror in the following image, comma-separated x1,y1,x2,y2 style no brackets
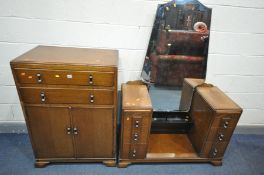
141,0,211,112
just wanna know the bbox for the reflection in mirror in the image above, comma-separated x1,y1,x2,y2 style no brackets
141,0,211,112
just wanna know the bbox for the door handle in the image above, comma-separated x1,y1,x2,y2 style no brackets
73,127,78,135
66,127,72,135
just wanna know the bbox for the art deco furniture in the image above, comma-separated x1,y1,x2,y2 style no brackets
10,46,118,167
119,79,242,167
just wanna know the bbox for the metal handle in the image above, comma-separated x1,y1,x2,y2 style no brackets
66,127,72,135
218,133,224,141
135,120,139,128
40,92,45,102
73,127,78,135
166,43,172,54
223,121,229,128
134,133,139,141
36,73,42,83
212,148,218,157
89,75,93,85
90,94,94,103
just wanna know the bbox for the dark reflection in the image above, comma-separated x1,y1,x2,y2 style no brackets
141,0,211,112
142,0,211,86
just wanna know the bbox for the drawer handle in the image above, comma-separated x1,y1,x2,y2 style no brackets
66,127,72,135
133,149,137,153
40,92,45,102
135,120,140,128
134,133,139,141
223,121,229,128
89,75,93,85
218,133,224,141
132,153,136,158
73,127,78,135
90,94,95,103
212,148,218,157
36,73,42,83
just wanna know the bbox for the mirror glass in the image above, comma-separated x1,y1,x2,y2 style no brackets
141,0,211,111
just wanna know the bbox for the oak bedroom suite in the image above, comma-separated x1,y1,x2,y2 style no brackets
1,0,263,174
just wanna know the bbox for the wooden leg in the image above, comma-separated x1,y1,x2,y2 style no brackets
118,161,131,168
35,161,50,168
210,160,223,166
103,160,116,167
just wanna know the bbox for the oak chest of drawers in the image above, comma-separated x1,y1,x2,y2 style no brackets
10,46,118,167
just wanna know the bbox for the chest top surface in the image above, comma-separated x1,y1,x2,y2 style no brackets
11,46,118,67
122,84,152,110
197,86,242,112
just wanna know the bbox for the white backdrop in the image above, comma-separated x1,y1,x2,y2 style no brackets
0,0,263,126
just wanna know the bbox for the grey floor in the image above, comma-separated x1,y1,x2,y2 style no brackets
0,133,263,175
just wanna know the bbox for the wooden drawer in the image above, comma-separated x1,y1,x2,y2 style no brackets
209,141,229,158
211,115,239,129
121,143,148,159
207,127,235,142
19,87,114,105
200,141,229,158
15,69,114,87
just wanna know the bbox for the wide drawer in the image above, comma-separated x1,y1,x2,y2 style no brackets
19,87,114,105
14,69,115,87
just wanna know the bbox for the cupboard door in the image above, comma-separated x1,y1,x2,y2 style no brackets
71,108,114,158
25,106,74,158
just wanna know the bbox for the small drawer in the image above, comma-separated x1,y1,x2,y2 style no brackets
15,69,114,87
219,117,237,129
211,116,239,129
19,87,114,105
123,112,152,129
207,127,235,142
120,143,148,159
209,141,229,158
123,126,149,144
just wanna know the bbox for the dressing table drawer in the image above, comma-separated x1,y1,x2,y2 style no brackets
121,143,148,159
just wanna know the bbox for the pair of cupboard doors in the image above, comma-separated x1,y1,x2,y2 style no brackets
25,106,114,159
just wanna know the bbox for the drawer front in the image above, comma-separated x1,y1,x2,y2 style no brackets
121,143,148,159
209,141,229,158
19,87,114,105
122,112,151,144
15,69,114,87
207,127,235,142
211,115,239,129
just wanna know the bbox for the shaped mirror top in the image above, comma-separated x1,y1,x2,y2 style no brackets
141,0,211,111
